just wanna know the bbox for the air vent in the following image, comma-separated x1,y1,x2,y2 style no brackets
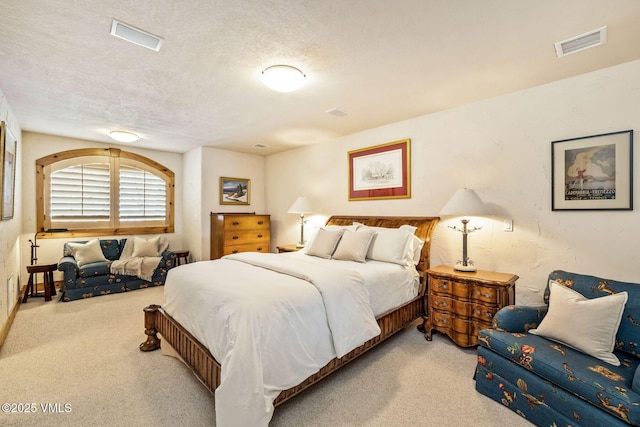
554,26,607,57
254,144,268,149
110,19,163,51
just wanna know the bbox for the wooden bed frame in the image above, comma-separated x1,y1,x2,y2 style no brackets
140,215,438,407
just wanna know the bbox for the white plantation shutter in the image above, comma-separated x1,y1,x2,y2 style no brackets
119,165,166,221
50,163,110,221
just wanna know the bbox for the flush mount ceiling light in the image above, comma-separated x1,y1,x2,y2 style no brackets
261,65,306,92
554,26,607,57
110,19,163,51
109,130,139,143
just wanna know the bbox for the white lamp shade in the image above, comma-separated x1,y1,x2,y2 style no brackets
261,65,306,93
288,196,312,214
439,189,489,216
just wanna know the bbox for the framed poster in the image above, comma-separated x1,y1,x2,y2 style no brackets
1,121,17,220
220,177,250,205
551,130,633,210
348,139,410,201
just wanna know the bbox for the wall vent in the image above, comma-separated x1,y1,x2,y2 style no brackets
110,20,163,52
554,26,607,57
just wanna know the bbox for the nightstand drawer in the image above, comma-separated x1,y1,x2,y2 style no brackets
430,277,499,304
430,295,499,322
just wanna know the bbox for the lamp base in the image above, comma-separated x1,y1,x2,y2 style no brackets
454,262,477,272
296,242,305,248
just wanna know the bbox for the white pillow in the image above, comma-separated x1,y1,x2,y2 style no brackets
360,225,414,266
68,239,108,267
132,236,163,257
332,229,376,263
305,228,345,259
529,281,628,366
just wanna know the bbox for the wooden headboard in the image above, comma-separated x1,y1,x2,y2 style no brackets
325,215,439,275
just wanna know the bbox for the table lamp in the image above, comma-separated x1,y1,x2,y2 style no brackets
439,188,490,271
288,196,313,247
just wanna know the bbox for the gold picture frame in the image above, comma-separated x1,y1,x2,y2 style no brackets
1,121,17,220
219,177,250,205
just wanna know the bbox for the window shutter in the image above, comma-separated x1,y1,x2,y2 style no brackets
119,165,166,221
50,163,111,220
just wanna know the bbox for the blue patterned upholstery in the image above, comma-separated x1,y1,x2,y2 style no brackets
57,238,176,301
475,270,640,426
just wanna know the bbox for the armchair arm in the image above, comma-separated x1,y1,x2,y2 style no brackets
159,249,177,270
57,256,79,289
492,305,548,333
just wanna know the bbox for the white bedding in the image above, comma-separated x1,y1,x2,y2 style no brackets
163,251,419,427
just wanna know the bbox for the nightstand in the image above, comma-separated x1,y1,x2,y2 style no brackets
277,244,302,253
423,265,518,347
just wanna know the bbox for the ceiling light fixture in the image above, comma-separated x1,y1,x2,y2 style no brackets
109,130,140,143
261,65,306,92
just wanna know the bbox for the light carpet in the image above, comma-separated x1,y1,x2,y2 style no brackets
0,287,530,426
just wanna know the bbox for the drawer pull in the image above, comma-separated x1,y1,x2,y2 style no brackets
475,290,493,299
436,283,449,290
475,309,493,318
434,301,448,307
232,250,238,254
232,221,239,226
257,221,264,225
232,235,239,240
257,247,263,251
257,234,263,238
435,318,449,325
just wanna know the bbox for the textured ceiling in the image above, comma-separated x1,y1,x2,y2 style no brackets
1,1,640,155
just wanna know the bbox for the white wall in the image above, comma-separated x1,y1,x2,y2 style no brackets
0,89,22,328
266,59,640,305
182,146,266,261
20,132,184,285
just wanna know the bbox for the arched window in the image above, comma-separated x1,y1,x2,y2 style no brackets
36,148,174,237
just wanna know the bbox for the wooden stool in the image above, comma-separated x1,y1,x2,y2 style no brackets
174,250,190,265
23,263,57,302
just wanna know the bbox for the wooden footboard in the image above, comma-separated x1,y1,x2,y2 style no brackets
141,294,423,406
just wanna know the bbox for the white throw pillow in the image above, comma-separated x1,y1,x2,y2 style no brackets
529,281,628,366
67,239,108,267
303,224,359,251
132,236,162,257
305,228,345,259
360,225,414,265
332,229,376,263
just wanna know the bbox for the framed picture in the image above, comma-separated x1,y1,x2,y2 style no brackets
348,139,411,201
220,177,250,205
1,121,17,220
551,130,633,211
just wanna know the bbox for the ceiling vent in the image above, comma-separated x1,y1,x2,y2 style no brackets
326,108,347,117
554,26,607,57
110,19,163,51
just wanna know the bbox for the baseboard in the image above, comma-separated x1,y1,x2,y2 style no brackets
0,296,20,348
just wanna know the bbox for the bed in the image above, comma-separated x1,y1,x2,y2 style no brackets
140,215,438,426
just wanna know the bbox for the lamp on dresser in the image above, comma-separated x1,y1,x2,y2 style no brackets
288,196,313,248
439,188,490,272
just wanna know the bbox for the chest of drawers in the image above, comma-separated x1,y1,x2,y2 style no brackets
210,213,271,259
424,265,517,347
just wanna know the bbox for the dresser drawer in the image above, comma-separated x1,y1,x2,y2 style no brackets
223,215,270,230
223,230,270,245
223,242,269,256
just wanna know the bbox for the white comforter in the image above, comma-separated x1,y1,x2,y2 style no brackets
163,252,381,427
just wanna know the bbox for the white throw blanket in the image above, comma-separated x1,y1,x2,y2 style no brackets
110,256,161,281
109,237,166,281
163,252,381,427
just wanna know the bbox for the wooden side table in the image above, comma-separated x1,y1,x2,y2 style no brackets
276,244,302,253
173,250,190,265
23,263,58,302
423,265,517,347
